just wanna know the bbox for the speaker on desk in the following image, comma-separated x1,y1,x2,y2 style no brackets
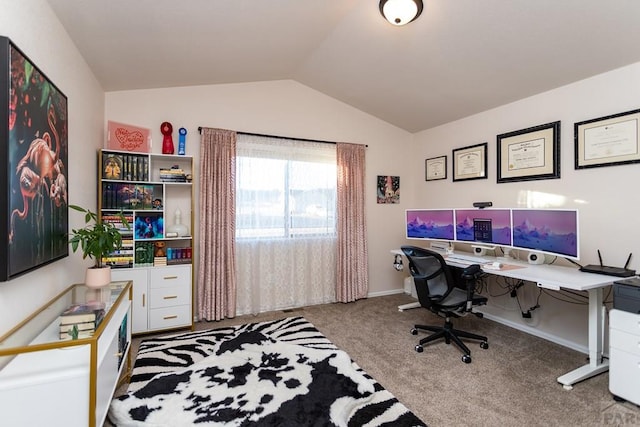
473,246,487,256
527,251,545,265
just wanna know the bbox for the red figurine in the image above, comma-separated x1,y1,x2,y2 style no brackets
161,121,174,154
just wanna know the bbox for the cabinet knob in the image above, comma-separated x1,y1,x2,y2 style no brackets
163,275,178,280
163,295,178,300
164,315,178,320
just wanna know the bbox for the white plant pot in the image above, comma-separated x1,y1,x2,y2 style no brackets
85,266,111,288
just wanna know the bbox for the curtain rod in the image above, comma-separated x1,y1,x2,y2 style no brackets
197,127,367,147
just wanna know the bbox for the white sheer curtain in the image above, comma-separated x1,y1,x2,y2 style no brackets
235,134,337,315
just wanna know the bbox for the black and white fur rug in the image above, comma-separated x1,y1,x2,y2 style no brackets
109,316,426,426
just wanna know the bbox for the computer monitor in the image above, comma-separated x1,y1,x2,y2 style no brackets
405,209,455,241
511,209,579,259
454,209,512,246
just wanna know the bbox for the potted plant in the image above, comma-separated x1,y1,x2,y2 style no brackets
69,205,130,288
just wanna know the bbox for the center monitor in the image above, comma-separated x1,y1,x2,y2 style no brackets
454,209,512,246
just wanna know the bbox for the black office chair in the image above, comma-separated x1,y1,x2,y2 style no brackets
401,245,489,363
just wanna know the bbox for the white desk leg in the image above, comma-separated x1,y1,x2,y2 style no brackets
557,287,609,389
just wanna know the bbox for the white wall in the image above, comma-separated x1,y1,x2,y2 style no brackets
409,62,640,352
413,62,640,270
0,0,105,336
105,81,413,304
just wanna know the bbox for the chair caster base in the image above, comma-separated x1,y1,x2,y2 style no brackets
480,341,489,349
462,354,472,363
410,328,418,335
415,345,424,353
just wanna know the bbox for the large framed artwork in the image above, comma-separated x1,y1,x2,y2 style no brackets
574,109,640,169
452,142,487,182
0,37,69,281
497,121,560,183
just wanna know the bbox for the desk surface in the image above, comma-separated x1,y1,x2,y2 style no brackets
393,249,615,291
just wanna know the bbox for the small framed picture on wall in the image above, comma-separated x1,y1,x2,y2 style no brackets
377,175,400,204
425,156,447,181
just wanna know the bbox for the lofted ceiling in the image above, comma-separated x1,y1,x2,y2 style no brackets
47,0,640,133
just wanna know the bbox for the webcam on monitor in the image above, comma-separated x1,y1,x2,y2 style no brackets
473,201,492,209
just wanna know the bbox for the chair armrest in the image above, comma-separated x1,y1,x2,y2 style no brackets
461,264,481,279
461,264,482,311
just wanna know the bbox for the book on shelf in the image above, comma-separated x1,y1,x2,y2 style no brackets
159,167,185,174
103,151,149,182
59,302,106,325
159,167,187,182
102,213,134,230
60,330,94,340
103,153,123,180
109,249,134,255
59,321,95,333
104,256,134,268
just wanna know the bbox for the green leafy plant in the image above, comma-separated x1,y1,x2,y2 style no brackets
69,205,130,268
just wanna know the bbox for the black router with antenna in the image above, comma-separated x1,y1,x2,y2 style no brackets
580,249,636,277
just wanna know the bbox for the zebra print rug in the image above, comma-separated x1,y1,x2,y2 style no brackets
109,316,426,426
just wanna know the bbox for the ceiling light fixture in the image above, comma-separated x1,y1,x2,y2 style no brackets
379,0,423,26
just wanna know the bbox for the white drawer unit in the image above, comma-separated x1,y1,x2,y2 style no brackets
149,305,193,330
113,264,193,334
609,309,640,405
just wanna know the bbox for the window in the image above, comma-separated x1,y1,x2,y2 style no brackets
235,134,338,314
236,136,337,239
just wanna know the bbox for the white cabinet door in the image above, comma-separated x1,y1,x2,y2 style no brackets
112,269,149,333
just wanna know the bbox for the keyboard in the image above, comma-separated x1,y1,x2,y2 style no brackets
446,253,491,265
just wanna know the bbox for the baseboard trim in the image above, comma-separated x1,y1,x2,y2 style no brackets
367,288,405,298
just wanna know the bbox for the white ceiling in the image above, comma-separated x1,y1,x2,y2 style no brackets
47,0,640,133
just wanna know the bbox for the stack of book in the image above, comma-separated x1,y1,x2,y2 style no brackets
101,213,134,268
59,303,106,340
102,183,156,210
159,166,187,182
102,152,149,182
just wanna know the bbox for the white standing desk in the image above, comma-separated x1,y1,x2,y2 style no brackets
393,249,614,389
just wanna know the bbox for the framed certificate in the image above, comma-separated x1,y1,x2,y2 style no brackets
574,108,640,169
452,143,487,182
425,155,447,181
497,121,560,183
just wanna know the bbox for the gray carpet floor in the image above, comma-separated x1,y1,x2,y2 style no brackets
116,294,640,426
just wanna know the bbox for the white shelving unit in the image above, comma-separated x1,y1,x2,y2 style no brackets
99,149,195,335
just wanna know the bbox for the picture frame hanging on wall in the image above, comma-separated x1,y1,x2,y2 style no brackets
376,175,400,204
452,142,487,182
0,36,69,281
574,108,640,169
497,121,560,183
425,155,447,181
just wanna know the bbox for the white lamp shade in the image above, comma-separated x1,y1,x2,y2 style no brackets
380,0,423,26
